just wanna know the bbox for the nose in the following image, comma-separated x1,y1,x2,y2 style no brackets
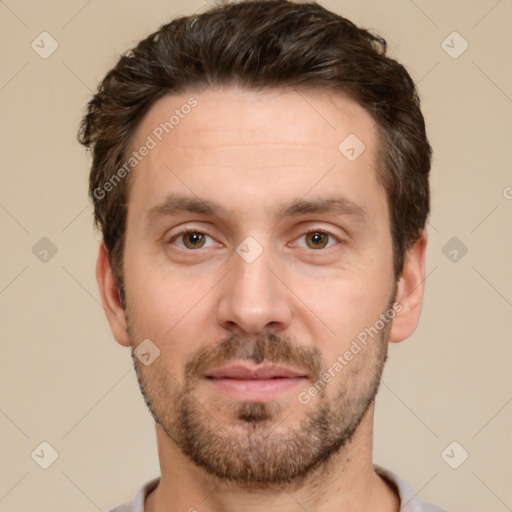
216,239,293,336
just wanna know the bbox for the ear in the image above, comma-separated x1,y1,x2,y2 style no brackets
96,241,130,347
389,229,428,343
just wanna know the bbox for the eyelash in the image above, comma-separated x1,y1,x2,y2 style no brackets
167,228,342,251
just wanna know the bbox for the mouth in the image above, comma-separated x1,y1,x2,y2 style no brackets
203,363,309,400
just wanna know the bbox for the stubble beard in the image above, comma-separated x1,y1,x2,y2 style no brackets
127,304,392,490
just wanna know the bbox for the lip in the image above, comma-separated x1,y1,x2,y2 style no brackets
204,363,308,380
204,363,309,400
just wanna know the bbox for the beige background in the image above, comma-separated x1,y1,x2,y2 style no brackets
1,0,511,510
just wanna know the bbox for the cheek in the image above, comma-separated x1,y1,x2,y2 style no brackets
305,268,390,318
123,259,190,342
124,256,217,375
298,270,393,360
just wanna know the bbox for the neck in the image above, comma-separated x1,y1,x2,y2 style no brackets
145,406,399,512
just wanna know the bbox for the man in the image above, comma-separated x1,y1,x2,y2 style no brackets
79,1,447,510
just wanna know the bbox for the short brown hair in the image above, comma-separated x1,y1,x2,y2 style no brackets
78,0,431,303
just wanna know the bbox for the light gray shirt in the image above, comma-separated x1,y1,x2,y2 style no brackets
106,465,449,511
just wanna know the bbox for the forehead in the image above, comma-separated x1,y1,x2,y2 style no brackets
126,86,383,223
133,85,375,151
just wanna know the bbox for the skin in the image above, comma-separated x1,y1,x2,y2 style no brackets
97,86,427,512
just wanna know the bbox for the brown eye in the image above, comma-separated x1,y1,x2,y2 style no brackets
182,232,207,249
304,231,330,249
170,230,216,250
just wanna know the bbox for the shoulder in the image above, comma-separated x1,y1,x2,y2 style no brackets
105,477,160,512
374,465,450,512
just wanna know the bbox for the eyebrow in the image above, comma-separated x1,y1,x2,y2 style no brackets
144,193,368,227
280,196,368,222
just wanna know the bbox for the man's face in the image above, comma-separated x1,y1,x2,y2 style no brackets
117,86,399,487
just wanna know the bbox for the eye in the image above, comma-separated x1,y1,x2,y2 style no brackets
295,230,339,250
167,228,340,252
169,229,218,250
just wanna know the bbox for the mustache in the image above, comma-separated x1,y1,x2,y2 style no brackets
184,332,325,383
